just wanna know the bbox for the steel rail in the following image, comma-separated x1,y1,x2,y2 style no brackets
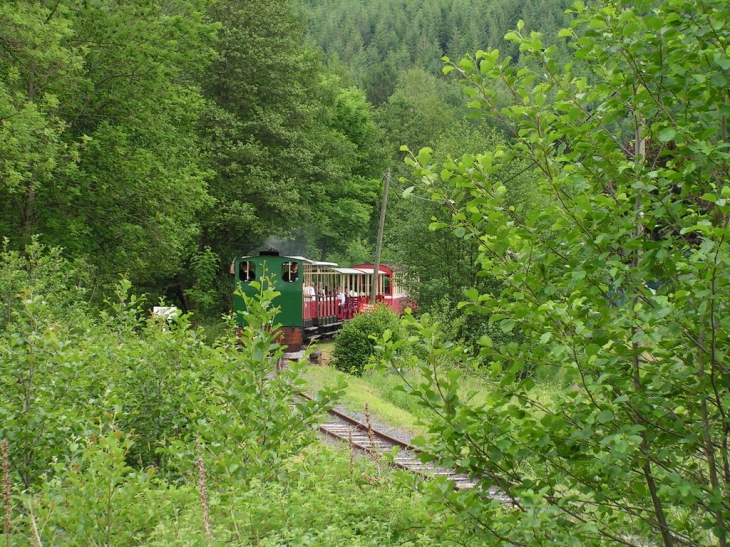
299,392,477,489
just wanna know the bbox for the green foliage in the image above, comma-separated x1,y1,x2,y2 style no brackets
302,82,388,260
198,0,386,268
386,113,537,361
0,241,96,488
18,430,187,546
94,284,206,471
165,277,345,485
0,243,498,545
427,295,531,374
1,241,343,486
185,246,221,315
0,239,90,329
380,0,730,545
333,305,403,376
0,0,215,288
0,244,199,485
0,2,81,230
146,444,475,546
376,69,465,153
325,237,378,267
7,438,476,546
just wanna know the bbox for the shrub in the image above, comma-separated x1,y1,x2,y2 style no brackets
0,241,99,488
0,239,91,331
163,277,345,486
428,294,533,376
18,430,187,546
332,305,403,376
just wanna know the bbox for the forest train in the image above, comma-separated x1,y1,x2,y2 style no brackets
231,249,411,352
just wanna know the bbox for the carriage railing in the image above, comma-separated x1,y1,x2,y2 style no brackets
317,295,338,325
303,293,315,327
339,296,366,320
305,293,390,326
303,294,341,325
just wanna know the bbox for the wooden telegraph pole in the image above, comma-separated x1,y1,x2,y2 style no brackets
370,169,390,304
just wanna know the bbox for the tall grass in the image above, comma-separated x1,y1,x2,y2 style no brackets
302,361,424,436
303,343,569,438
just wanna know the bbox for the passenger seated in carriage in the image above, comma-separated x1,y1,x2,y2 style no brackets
303,281,316,301
336,288,346,312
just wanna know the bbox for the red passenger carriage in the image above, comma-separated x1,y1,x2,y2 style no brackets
232,250,411,352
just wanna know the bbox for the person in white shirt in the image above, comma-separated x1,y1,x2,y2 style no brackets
336,288,346,313
303,281,316,301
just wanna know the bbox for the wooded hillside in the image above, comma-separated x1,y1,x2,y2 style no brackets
1,0,573,316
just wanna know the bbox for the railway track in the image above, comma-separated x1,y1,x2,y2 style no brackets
300,394,478,490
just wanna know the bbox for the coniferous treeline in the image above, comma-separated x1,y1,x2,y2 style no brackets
300,0,573,104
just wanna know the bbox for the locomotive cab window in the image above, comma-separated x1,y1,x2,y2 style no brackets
282,261,299,283
239,261,255,282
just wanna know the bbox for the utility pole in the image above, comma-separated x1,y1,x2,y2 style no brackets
370,169,390,304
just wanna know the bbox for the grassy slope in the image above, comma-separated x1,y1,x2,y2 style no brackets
302,341,426,437
302,341,567,438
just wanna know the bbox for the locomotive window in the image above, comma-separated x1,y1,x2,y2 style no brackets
239,261,255,282
282,261,299,283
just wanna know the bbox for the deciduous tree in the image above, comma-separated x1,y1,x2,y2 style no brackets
383,0,730,545
0,0,215,288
